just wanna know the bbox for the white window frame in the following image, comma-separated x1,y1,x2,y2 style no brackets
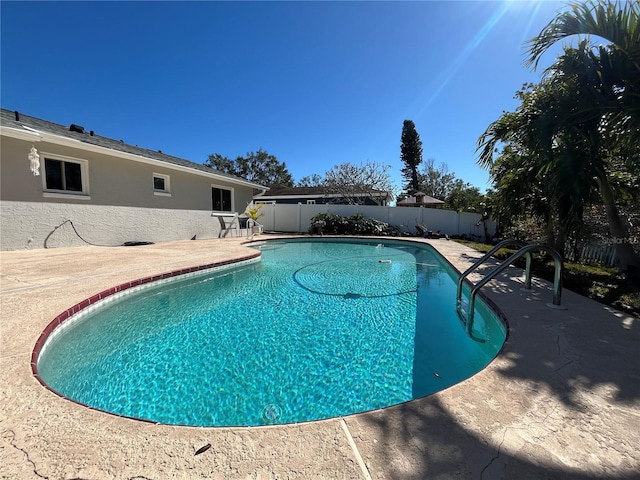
41,152,90,200
307,199,316,205
211,184,234,212
153,173,171,196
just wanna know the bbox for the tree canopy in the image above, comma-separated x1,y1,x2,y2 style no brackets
323,161,395,205
418,159,456,201
296,174,324,188
400,120,423,195
295,162,396,205
408,158,485,213
478,0,640,272
205,149,294,187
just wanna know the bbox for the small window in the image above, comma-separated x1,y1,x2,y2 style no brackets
42,156,89,197
212,186,233,212
153,173,171,196
307,200,316,205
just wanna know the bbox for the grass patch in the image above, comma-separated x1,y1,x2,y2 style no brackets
454,239,640,317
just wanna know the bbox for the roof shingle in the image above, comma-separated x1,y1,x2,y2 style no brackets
0,108,265,187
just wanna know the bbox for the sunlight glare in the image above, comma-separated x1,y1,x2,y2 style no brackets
412,1,512,118
409,0,564,119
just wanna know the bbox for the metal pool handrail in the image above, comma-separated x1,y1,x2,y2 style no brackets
458,243,565,336
456,239,527,307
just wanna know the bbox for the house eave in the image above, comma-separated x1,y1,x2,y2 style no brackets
0,125,268,191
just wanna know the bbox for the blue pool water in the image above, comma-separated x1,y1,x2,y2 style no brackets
37,239,506,426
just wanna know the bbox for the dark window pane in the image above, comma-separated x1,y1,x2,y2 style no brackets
222,188,231,211
212,188,222,210
154,177,165,190
45,159,63,190
64,162,82,191
212,187,232,211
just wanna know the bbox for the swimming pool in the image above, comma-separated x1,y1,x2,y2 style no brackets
35,238,506,427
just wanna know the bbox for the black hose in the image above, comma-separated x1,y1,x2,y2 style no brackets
44,220,153,248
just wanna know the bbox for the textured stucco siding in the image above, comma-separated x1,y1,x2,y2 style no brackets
0,136,252,211
1,136,257,250
0,201,235,250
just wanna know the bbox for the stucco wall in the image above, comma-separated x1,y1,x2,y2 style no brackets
1,135,258,250
0,136,253,211
0,201,243,250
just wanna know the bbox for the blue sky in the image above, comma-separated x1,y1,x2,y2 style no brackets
1,1,568,193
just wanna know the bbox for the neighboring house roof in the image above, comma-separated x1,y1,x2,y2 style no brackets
256,184,391,201
0,108,267,191
397,194,445,206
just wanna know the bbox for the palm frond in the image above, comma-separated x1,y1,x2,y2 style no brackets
527,0,640,71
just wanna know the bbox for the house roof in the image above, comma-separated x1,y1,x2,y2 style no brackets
397,194,445,206
257,184,391,200
0,108,267,190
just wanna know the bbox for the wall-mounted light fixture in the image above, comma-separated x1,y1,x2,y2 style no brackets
28,145,40,176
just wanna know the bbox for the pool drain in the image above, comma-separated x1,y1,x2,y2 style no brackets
261,404,282,424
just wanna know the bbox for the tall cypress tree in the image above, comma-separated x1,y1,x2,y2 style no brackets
400,120,423,195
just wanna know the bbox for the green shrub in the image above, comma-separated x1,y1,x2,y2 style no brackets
309,213,399,236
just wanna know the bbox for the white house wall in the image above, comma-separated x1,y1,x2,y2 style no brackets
1,135,255,250
0,201,229,250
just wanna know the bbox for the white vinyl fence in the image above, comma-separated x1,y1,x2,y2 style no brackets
565,244,619,267
258,203,495,238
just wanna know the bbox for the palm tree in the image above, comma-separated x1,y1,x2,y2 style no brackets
520,0,640,272
478,81,596,255
527,0,640,152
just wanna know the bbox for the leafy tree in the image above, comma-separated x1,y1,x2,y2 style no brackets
414,158,484,214
479,44,640,270
323,161,396,205
481,136,559,246
206,153,236,175
478,78,604,255
444,180,484,214
527,0,640,141
524,0,640,271
418,159,456,200
296,174,324,188
400,120,423,194
205,149,294,187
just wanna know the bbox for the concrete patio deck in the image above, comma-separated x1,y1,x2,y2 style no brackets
1,236,638,479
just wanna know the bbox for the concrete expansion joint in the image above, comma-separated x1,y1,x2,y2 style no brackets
2,428,50,479
339,418,373,480
0,275,41,291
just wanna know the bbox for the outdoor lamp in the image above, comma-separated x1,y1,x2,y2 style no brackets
29,146,40,176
